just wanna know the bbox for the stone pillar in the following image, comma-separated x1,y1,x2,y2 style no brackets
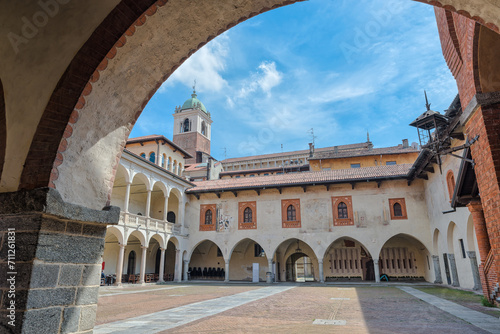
467,201,491,263
447,254,460,287
224,260,230,282
123,181,131,213
174,249,181,282
467,251,482,290
374,259,381,283
267,259,273,283
0,188,119,334
318,260,325,283
183,260,189,281
179,200,186,234
158,247,166,283
163,194,169,221
432,255,443,284
139,246,147,285
145,189,152,218
115,244,126,286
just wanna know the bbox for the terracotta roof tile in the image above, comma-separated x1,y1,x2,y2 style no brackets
187,164,412,193
310,146,419,160
221,142,371,164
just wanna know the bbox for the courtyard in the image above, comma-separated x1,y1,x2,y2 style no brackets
94,283,500,333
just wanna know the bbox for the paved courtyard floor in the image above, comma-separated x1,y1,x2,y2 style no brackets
95,282,500,334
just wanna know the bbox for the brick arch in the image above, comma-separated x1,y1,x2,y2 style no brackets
18,0,499,209
0,79,4,179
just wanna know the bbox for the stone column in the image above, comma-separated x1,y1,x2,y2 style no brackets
139,246,147,285
225,260,230,282
467,201,491,263
174,249,181,282
179,200,186,234
318,260,325,283
115,243,126,286
183,260,189,281
124,182,131,213
0,188,119,334
447,253,460,287
145,189,152,218
432,255,443,284
158,247,166,283
467,251,482,290
163,194,169,221
267,259,273,283
374,259,381,283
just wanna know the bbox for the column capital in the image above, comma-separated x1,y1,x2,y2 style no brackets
160,247,165,251
119,243,126,249
373,258,379,264
141,246,148,250
467,200,484,213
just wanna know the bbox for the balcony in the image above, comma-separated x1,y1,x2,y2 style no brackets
118,212,175,234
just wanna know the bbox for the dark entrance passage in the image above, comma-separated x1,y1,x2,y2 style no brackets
286,253,314,282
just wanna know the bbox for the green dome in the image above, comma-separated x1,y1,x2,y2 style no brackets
180,91,207,113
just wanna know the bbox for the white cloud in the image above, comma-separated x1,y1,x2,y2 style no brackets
237,61,282,98
159,35,229,93
309,86,374,104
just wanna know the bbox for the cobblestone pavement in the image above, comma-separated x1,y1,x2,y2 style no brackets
95,283,500,334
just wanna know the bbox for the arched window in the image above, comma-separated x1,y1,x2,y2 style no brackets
178,163,182,176
167,157,171,170
140,153,146,159
183,118,190,132
287,205,296,221
201,121,206,136
338,202,348,219
162,154,166,168
393,203,403,217
149,152,155,163
446,170,455,201
244,207,252,223
205,209,213,225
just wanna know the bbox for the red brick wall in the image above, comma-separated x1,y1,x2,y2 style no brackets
436,8,500,300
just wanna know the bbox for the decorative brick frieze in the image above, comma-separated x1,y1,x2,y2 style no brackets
238,201,257,230
199,204,217,231
332,196,354,226
388,198,408,220
281,199,301,228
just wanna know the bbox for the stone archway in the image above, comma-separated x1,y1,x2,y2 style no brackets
189,239,225,281
324,237,374,282
274,238,318,282
379,233,432,283
2,1,500,332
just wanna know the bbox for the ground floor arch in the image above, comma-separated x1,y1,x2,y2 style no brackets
229,238,269,282
323,237,374,282
274,238,318,282
189,240,225,280
378,234,432,282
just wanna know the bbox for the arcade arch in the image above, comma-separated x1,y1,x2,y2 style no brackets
274,238,317,282
378,234,432,282
229,238,269,282
188,240,225,280
324,237,373,282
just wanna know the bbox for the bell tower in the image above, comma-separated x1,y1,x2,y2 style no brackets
172,87,212,164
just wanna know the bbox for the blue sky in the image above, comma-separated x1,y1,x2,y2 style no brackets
131,0,458,161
